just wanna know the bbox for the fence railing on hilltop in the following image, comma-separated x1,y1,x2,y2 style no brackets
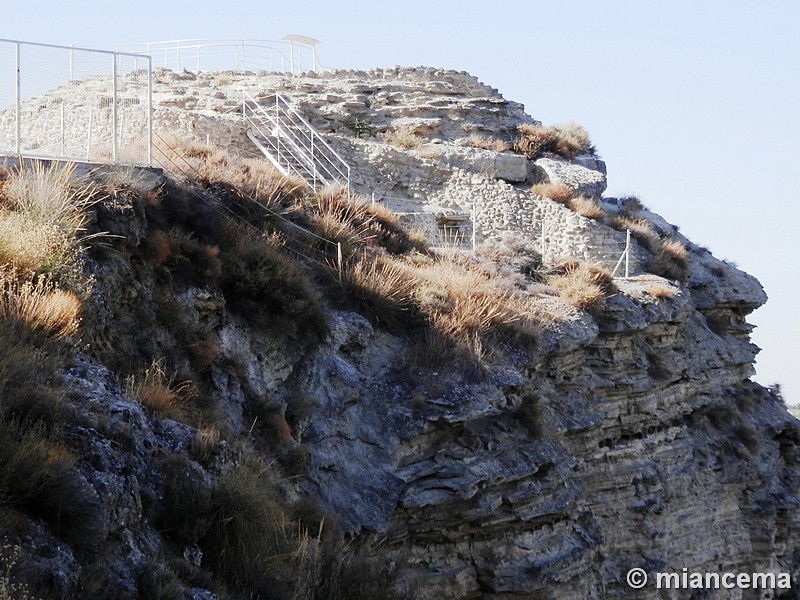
112,36,323,74
0,38,152,166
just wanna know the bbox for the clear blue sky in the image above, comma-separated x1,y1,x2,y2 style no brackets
5,0,799,401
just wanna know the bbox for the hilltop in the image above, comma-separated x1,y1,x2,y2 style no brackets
0,66,797,599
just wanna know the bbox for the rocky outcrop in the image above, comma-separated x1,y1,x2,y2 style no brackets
533,155,608,197
281,269,798,599
0,66,797,600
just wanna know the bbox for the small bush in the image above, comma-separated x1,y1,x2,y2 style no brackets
530,182,575,205
0,273,80,339
382,126,422,149
515,122,593,160
570,196,606,220
649,238,689,282
125,359,197,422
202,456,290,591
466,133,510,152
0,420,106,552
0,320,66,428
218,220,326,340
547,261,615,313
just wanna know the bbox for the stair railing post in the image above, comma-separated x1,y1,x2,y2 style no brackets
625,229,631,278
15,41,20,155
311,133,316,189
336,242,343,283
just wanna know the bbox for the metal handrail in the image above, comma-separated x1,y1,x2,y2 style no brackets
243,91,350,191
114,38,322,74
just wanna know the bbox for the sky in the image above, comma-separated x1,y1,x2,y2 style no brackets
4,0,799,402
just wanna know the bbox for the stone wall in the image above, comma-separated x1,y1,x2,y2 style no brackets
2,65,650,274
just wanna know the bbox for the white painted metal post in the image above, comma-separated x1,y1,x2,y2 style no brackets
625,229,631,278
197,46,201,72
69,46,74,81
311,134,316,189
147,55,153,166
540,217,546,263
86,108,93,160
15,42,20,155
176,40,181,71
60,104,65,158
289,40,295,73
472,202,477,251
336,242,343,283
112,53,118,162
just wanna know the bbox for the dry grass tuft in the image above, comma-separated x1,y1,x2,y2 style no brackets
547,261,615,313
609,215,660,252
0,161,96,232
570,196,606,220
530,182,576,205
125,359,197,422
645,282,677,299
515,122,593,160
0,161,101,278
466,133,510,152
189,426,221,461
0,276,80,339
650,238,689,282
339,258,420,327
382,126,422,149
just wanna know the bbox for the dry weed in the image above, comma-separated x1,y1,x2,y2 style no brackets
645,283,677,299
0,273,80,338
570,196,606,220
466,133,510,152
125,359,197,422
515,122,593,159
547,261,615,313
382,126,422,149
530,182,576,205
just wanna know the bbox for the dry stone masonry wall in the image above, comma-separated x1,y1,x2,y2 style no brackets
2,66,645,270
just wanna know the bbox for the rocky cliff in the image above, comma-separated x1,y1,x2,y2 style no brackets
0,67,797,600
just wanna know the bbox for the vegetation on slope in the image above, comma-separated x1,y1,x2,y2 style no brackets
0,150,630,599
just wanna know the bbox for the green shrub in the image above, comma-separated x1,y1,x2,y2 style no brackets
218,220,326,341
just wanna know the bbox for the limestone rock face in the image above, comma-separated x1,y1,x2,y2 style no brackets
1,66,797,600
533,155,608,197
277,265,798,599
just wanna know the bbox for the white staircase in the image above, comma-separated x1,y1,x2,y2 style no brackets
243,91,350,191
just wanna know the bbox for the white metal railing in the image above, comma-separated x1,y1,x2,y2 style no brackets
153,130,344,279
113,37,323,74
243,91,350,191
0,38,152,166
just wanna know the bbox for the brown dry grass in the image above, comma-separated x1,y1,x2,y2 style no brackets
0,271,80,338
466,133,510,152
547,261,615,313
515,122,593,160
645,283,677,299
609,215,660,252
650,238,689,282
382,126,422,149
155,136,307,210
570,196,606,220
530,182,576,205
125,359,197,422
0,161,101,279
